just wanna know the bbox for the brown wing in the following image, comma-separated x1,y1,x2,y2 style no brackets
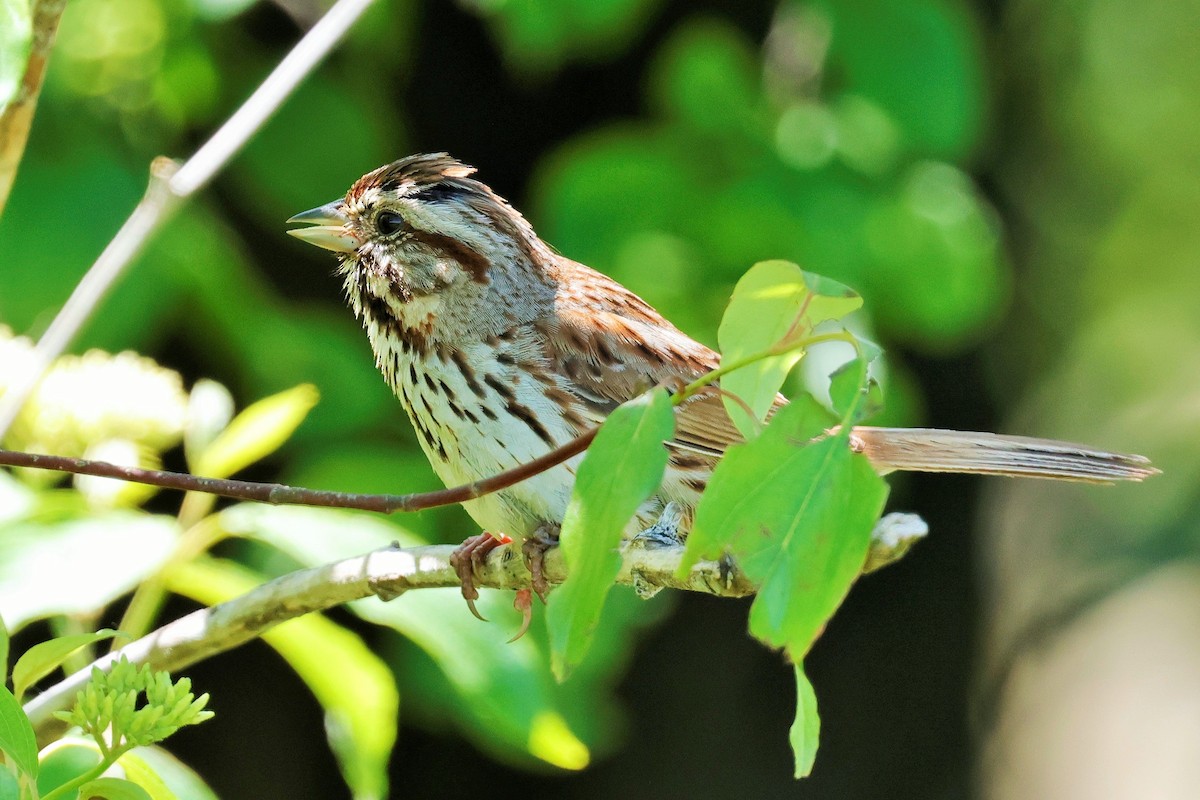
534,257,750,457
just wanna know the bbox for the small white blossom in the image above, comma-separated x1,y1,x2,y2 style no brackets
0,327,189,461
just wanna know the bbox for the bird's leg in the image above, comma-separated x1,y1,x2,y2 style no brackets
522,523,561,604
629,503,685,599
631,502,684,548
503,523,560,643
449,531,513,622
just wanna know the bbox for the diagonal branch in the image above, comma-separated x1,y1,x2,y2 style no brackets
22,540,754,735
21,512,925,737
0,0,378,440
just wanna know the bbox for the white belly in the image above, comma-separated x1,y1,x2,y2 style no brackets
370,328,582,538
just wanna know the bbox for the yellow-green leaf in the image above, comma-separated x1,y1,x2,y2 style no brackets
0,614,8,685
192,384,318,478
121,746,219,800
77,777,154,800
0,684,36,784
546,389,675,680
168,558,396,800
717,261,861,438
682,394,888,658
12,629,123,702
790,663,820,778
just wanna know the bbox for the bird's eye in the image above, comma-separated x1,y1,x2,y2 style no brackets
376,212,406,236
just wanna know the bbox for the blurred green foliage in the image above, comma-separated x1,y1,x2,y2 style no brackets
9,0,1184,796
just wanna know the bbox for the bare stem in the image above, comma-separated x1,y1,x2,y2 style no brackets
0,426,596,514
0,0,378,440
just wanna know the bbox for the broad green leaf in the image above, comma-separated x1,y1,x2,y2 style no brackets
683,394,888,658
12,629,123,701
187,0,257,22
0,0,31,109
35,739,100,797
78,778,154,800
0,767,17,799
790,663,820,778
478,0,664,73
122,746,219,800
0,513,178,631
0,614,7,685
192,384,318,478
718,261,862,438
829,340,884,424
363,590,592,771
0,685,35,784
168,558,396,800
221,505,595,770
546,389,675,680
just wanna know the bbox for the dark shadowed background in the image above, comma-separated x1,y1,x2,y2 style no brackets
2,0,1197,797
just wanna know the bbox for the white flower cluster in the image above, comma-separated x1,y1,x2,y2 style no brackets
0,327,191,503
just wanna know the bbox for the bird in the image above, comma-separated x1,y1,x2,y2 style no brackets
287,152,1156,624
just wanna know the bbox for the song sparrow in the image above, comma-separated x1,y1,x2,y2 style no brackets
288,153,1155,617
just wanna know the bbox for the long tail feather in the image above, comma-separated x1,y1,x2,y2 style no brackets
849,427,1158,483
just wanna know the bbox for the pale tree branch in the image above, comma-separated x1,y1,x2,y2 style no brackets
0,0,378,440
22,513,926,736
22,542,753,734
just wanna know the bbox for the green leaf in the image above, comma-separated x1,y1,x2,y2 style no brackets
192,384,318,478
0,614,7,686
0,513,178,631
186,0,257,22
12,629,123,701
718,261,862,438
220,504,595,772
364,590,592,771
168,558,396,800
0,684,36,784
683,394,888,658
121,746,219,800
0,764,16,800
828,339,884,424
546,389,675,680
790,663,820,778
0,0,32,109
35,738,101,797
77,777,154,800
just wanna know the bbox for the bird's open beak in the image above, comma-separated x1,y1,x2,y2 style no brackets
286,201,364,253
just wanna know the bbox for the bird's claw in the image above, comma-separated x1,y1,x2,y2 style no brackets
450,531,513,622
508,588,534,643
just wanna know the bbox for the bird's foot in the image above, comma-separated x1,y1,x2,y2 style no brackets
449,531,513,622
522,523,560,605
630,503,685,599
631,502,685,549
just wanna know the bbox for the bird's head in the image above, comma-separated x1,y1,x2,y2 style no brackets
288,153,545,311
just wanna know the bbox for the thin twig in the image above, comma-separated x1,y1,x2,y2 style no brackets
0,0,378,440
0,427,596,513
0,0,67,216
